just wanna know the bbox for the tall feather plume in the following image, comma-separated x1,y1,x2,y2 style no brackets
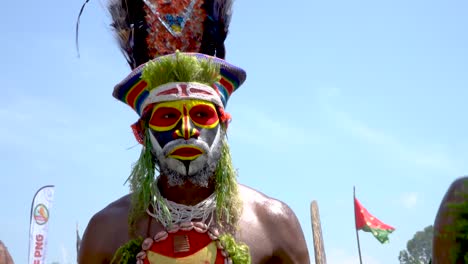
200,0,233,58
109,0,149,69
108,0,132,66
218,0,233,32
108,0,234,69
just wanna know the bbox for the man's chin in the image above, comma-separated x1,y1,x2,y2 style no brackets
158,156,215,187
163,155,207,174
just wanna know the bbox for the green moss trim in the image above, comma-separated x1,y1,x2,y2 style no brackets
214,138,242,229
110,237,143,264
142,51,220,90
126,127,158,235
219,234,251,264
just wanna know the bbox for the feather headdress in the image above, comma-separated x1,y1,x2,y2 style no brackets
108,0,233,69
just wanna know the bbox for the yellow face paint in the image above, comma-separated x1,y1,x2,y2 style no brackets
149,100,219,132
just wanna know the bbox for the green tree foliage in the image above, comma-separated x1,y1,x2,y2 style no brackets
444,181,468,263
399,225,433,264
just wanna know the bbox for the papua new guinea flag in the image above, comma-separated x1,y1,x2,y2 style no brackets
354,197,395,244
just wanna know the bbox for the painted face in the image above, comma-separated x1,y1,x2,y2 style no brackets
147,99,224,186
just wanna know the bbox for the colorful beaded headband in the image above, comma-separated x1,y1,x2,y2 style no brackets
113,52,246,115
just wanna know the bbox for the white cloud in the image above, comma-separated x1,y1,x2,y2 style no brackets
0,93,120,167
336,110,456,171
400,192,419,209
0,94,72,125
229,104,320,151
0,95,70,148
315,86,342,100
316,88,460,173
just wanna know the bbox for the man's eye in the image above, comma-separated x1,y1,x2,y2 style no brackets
195,112,208,118
163,113,177,119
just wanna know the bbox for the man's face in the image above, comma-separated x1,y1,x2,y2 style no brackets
147,99,223,186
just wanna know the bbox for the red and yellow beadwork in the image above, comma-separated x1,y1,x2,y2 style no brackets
136,222,231,264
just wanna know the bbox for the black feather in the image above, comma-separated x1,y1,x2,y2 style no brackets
75,0,91,58
109,0,149,69
200,0,233,58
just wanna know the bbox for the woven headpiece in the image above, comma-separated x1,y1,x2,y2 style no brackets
113,52,246,116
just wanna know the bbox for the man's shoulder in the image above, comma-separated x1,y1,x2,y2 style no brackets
238,184,297,223
79,194,133,263
237,184,311,263
82,194,132,242
90,194,132,225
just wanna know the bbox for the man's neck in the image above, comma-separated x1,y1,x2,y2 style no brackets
157,175,215,206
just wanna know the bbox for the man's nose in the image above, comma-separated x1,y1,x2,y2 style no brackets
173,106,200,140
173,120,200,140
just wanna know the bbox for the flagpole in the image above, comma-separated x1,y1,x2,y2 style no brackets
354,186,363,264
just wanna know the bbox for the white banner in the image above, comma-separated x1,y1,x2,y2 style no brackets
28,185,55,264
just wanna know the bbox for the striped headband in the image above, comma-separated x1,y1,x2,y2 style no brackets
113,53,246,116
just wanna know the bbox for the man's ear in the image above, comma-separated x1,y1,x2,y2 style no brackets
217,106,231,129
131,103,156,144
131,119,145,144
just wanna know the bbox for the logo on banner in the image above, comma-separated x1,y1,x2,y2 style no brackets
33,204,49,225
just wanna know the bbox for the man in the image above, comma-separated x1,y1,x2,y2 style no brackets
0,241,14,264
432,176,468,264
79,0,310,263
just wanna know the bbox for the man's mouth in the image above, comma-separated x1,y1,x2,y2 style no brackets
167,145,204,161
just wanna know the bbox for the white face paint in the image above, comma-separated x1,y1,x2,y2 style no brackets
149,125,224,187
146,99,225,187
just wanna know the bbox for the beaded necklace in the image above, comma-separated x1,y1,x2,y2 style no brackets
146,189,217,228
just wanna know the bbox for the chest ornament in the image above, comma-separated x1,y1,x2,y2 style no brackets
136,222,232,264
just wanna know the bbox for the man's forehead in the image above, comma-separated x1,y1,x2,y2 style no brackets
141,82,223,114
153,99,216,109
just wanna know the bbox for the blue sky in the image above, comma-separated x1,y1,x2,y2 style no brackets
1,0,468,263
